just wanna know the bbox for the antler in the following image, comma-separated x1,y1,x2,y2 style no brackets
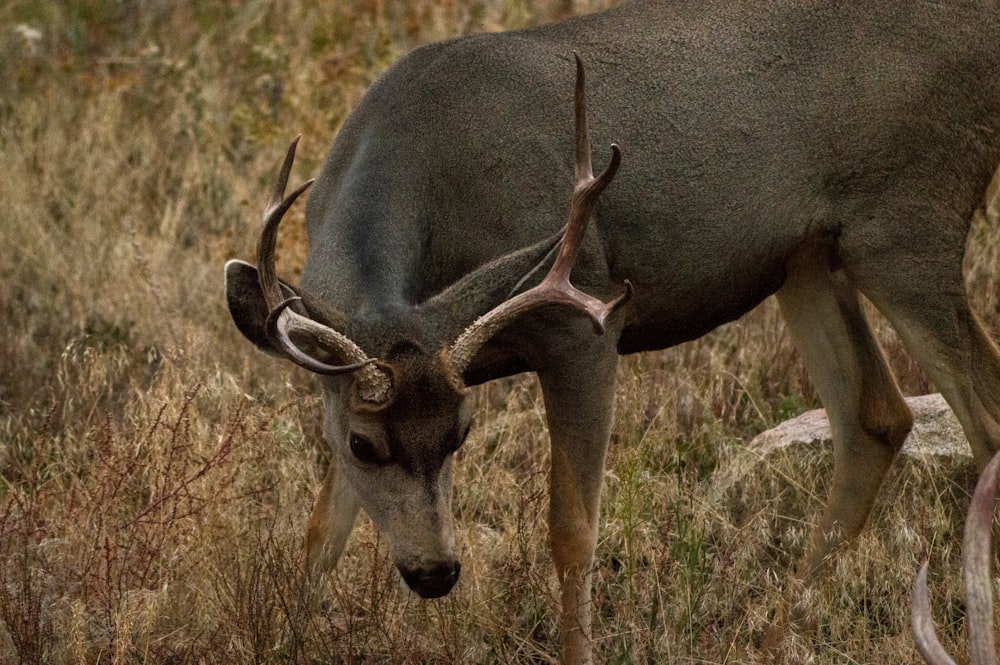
256,137,392,404
447,53,633,376
912,450,1000,665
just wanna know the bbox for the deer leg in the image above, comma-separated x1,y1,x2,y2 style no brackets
861,279,1000,473
776,245,914,581
839,200,1000,473
536,343,619,665
305,462,361,575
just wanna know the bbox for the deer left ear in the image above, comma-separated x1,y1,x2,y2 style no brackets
225,259,300,353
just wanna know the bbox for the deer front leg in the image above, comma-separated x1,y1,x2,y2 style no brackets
538,345,619,665
305,461,361,575
549,444,604,665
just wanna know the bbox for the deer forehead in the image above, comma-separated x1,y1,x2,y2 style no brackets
336,348,470,464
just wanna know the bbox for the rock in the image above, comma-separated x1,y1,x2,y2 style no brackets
711,392,978,575
701,393,979,654
747,393,969,464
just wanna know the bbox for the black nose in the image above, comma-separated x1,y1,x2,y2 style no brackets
398,560,461,598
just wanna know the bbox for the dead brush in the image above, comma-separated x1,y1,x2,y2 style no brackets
0,387,263,662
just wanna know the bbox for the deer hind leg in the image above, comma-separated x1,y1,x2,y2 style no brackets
837,194,1000,472
859,270,1000,473
776,244,914,581
304,462,361,575
536,342,619,665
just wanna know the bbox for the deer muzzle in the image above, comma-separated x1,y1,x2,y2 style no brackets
398,558,462,598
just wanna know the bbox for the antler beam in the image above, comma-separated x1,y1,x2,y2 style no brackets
912,449,1000,665
256,138,393,404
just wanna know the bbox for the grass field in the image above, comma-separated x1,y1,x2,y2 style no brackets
2,2,999,663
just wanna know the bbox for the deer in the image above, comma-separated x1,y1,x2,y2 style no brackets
224,2,1000,663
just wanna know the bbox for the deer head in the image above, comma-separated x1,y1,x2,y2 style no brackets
226,54,629,598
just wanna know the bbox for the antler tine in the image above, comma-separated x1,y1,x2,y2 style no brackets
446,54,632,378
574,52,592,183
542,52,629,325
551,52,624,297
255,139,392,403
912,449,1000,665
266,136,304,218
912,562,958,665
964,450,1000,665
258,136,315,313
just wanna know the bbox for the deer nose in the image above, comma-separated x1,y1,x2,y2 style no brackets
398,560,461,599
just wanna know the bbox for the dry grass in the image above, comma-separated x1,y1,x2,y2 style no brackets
2,1,998,663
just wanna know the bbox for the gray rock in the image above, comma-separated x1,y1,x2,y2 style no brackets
747,393,969,463
711,392,977,558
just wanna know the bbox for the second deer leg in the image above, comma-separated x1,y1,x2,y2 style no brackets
776,246,913,581
537,344,619,665
862,278,1000,473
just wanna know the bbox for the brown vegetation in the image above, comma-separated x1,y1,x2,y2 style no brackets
2,1,998,662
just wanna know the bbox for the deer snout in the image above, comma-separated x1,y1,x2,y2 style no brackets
398,559,461,599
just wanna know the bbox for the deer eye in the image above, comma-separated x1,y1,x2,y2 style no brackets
349,434,382,464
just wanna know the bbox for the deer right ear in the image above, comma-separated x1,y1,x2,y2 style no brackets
225,259,298,353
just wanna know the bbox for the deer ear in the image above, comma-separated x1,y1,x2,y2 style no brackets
225,259,300,353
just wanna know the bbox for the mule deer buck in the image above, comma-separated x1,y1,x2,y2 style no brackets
225,2,1000,662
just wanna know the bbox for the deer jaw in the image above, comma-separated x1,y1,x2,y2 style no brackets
320,349,472,599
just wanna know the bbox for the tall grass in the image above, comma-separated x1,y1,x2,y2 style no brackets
2,1,998,662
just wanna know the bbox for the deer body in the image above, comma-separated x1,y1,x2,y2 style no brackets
225,2,1000,662
305,2,999,353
